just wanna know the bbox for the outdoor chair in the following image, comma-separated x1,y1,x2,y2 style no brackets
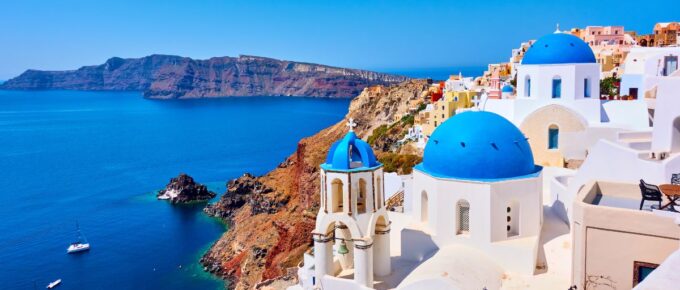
639,179,663,210
672,174,680,185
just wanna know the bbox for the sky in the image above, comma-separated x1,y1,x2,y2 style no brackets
0,0,678,79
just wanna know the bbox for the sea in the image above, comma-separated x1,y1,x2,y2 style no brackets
0,90,351,290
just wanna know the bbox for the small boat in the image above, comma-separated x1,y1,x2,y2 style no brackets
46,279,61,289
66,221,90,254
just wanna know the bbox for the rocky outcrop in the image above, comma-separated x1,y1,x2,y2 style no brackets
0,55,409,99
203,173,286,221
157,173,216,204
200,79,430,289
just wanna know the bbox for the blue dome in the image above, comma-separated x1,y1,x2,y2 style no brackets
522,33,596,65
416,111,540,180
501,85,514,93
321,131,380,171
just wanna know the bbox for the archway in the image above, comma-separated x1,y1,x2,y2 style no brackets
332,179,344,213
421,191,429,223
358,179,367,214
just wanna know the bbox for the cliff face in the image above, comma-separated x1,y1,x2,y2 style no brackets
0,55,409,99
200,79,429,289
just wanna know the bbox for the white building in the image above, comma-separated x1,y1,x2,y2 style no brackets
551,77,680,223
620,46,680,100
410,111,544,274
443,73,474,93
483,32,649,167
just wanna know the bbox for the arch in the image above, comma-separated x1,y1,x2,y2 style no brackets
316,214,363,241
552,76,562,98
358,178,367,214
331,179,344,213
524,75,532,97
548,124,559,149
456,199,470,235
421,191,429,223
640,39,648,47
520,104,588,167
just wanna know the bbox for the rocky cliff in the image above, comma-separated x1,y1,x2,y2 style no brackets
200,79,430,289
0,55,409,99
157,173,216,204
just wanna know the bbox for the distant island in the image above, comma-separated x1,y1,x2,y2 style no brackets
0,55,409,99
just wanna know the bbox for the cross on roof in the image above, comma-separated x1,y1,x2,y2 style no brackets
346,118,357,132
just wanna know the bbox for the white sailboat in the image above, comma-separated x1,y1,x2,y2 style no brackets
66,221,90,254
46,279,61,289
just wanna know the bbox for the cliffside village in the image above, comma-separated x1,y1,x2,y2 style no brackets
286,22,680,290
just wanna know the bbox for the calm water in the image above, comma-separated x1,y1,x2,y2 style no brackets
0,90,350,290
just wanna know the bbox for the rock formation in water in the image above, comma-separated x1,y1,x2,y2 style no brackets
0,55,409,99
200,79,430,289
157,173,216,204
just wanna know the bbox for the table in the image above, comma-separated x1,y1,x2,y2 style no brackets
659,184,680,211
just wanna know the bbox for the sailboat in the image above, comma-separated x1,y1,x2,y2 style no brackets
66,221,90,254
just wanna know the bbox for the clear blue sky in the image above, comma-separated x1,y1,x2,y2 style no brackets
0,0,677,79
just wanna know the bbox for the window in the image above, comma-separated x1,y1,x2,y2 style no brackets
548,125,559,149
421,191,428,223
358,179,367,214
552,78,562,98
584,78,591,98
457,200,470,235
633,261,659,286
331,179,344,213
663,56,678,76
525,77,531,97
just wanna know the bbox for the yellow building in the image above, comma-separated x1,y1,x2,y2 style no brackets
422,90,479,135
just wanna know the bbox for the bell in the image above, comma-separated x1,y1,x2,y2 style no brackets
337,240,349,255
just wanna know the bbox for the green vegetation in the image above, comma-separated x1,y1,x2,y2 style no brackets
600,76,621,97
400,114,415,126
378,153,422,174
367,124,389,145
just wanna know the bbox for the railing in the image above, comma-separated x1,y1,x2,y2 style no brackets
385,189,404,211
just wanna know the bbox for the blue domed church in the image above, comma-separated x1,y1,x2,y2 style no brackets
482,31,611,167
412,111,544,274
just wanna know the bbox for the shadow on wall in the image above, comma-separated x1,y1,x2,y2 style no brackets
400,228,439,262
535,205,571,275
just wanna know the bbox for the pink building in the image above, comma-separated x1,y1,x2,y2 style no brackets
583,26,627,45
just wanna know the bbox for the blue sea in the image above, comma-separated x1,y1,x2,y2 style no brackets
0,90,350,290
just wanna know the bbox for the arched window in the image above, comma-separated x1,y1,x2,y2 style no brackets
456,200,470,235
548,124,559,149
358,179,367,214
552,77,562,98
421,191,429,223
525,76,531,97
331,179,344,213
584,78,591,98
